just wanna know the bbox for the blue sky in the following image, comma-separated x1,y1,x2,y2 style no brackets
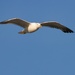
0,0,75,75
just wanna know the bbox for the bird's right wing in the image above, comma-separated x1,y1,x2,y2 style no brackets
0,18,30,28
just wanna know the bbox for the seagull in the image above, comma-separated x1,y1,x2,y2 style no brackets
0,18,74,34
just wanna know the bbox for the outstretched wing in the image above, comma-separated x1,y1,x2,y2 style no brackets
0,18,30,28
41,21,73,33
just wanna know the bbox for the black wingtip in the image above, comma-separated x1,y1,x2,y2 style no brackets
0,20,9,24
0,21,6,24
63,28,74,33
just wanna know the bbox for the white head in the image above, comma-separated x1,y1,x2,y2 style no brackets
36,23,42,28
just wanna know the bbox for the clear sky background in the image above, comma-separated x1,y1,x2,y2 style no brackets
0,0,75,75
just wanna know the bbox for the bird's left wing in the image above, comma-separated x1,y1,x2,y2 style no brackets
41,21,74,33
0,18,30,28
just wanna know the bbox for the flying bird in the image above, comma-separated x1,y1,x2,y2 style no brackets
0,18,74,34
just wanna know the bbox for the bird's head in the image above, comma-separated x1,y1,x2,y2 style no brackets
36,23,42,28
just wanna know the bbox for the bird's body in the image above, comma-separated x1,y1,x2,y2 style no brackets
0,18,74,34
27,23,41,32
18,23,42,34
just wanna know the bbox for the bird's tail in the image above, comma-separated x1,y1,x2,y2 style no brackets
18,30,27,34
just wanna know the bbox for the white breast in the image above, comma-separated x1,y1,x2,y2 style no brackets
28,23,41,33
